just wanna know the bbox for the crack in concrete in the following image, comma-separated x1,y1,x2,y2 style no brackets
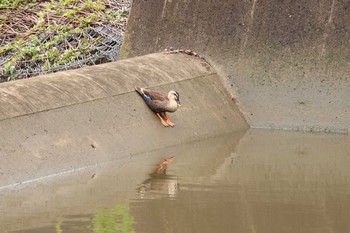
320,0,336,57
242,0,258,52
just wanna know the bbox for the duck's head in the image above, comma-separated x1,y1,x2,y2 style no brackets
168,90,181,106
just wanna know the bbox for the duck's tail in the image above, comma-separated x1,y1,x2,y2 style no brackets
134,87,152,102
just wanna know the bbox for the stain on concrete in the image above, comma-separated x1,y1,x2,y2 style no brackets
122,0,350,133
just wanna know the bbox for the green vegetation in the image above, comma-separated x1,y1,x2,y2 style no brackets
53,203,135,233
92,204,135,233
0,0,37,9
0,0,130,81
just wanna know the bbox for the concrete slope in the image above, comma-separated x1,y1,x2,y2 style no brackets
0,53,247,188
122,0,350,133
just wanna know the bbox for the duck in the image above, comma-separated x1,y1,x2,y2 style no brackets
135,87,181,127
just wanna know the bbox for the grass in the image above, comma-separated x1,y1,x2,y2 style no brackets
0,0,130,81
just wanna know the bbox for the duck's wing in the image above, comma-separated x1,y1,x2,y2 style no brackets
134,87,144,96
135,87,169,112
146,100,168,113
135,86,151,102
142,88,168,101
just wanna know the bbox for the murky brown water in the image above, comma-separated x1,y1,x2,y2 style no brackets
1,129,350,233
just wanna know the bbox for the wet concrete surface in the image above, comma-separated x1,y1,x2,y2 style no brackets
1,129,349,233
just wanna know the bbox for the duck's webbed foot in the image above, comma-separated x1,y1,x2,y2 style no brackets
156,113,169,127
164,113,175,127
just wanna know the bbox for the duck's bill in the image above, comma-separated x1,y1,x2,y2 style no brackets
177,100,182,107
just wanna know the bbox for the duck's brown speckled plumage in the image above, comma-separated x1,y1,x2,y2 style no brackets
135,86,181,127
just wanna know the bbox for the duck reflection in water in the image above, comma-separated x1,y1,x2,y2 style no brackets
137,157,179,199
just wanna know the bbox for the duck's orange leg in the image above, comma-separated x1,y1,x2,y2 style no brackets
164,113,175,127
156,113,169,127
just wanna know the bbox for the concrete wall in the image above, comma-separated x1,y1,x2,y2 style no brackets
122,0,350,133
0,53,247,188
